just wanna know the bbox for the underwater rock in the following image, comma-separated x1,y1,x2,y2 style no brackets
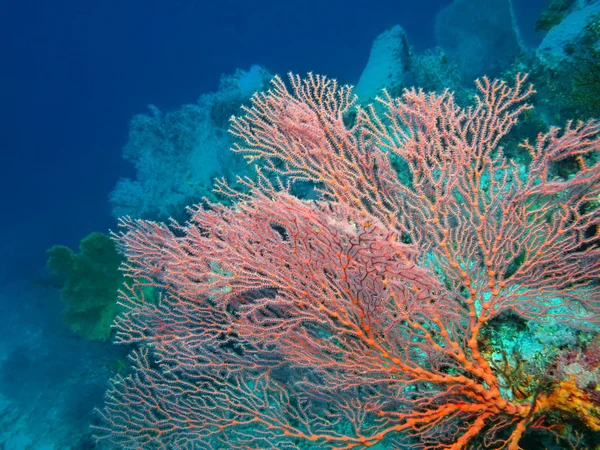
535,0,579,32
354,25,411,105
435,0,524,81
536,0,600,69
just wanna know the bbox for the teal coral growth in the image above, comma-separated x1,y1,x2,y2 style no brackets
47,232,124,341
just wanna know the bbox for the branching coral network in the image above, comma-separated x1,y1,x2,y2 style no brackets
95,73,600,449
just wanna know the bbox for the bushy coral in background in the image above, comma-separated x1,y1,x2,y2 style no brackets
47,232,124,341
110,65,272,221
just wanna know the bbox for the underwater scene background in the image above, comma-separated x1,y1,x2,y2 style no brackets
2,0,600,448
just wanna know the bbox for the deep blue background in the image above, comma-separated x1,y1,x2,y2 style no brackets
1,0,548,277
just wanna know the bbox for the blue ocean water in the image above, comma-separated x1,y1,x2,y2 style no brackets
1,0,593,448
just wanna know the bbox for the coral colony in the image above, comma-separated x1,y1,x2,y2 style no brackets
95,73,600,449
